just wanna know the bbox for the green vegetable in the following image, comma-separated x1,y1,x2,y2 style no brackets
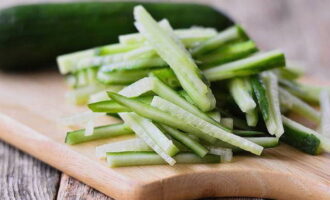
279,87,320,123
95,138,152,159
281,116,330,155
151,96,263,155
251,75,269,122
65,123,134,145
229,77,256,113
88,96,153,113
246,109,259,127
214,137,279,152
261,72,284,137
97,68,159,85
1,1,232,71
207,111,221,122
100,57,166,72
119,77,225,131
220,118,234,130
160,125,209,157
149,68,180,88
203,50,286,81
232,130,265,136
279,79,330,105
122,112,178,157
319,90,330,136
198,40,258,68
106,151,220,167
134,6,216,112
275,63,305,80
110,92,217,143
58,43,140,74
119,26,217,46
66,84,124,105
191,25,248,56
119,112,177,165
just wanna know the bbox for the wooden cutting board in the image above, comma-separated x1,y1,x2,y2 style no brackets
0,70,329,200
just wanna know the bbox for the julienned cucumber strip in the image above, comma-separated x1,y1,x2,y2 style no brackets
229,77,256,113
88,96,153,113
251,75,269,122
109,92,217,143
279,79,330,105
122,112,179,156
57,49,97,74
177,90,196,106
198,40,258,68
262,72,284,137
98,43,141,56
65,123,134,145
208,111,221,122
119,77,227,132
275,63,305,80
207,147,233,162
214,137,279,152
95,137,152,159
246,109,259,127
220,118,234,130
228,77,259,127
119,112,177,165
203,50,285,81
281,116,330,154
279,87,320,123
100,57,167,73
58,43,141,74
319,90,330,136
160,125,209,157
232,130,265,136
191,25,248,56
97,68,160,85
106,151,220,167
77,50,148,70
119,26,217,46
149,68,180,88
151,96,263,155
134,6,216,112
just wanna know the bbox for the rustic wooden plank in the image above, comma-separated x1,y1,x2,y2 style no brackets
57,174,114,200
0,141,60,200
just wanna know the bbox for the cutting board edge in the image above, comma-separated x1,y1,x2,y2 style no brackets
0,113,139,200
1,112,330,200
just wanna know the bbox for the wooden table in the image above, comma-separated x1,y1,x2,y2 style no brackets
1,0,329,199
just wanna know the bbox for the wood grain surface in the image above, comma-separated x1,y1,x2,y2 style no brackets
0,141,60,200
0,0,330,200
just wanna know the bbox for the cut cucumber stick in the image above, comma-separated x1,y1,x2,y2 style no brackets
65,123,134,145
106,151,221,167
134,6,216,112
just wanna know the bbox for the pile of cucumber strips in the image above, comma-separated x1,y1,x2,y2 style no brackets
57,6,330,167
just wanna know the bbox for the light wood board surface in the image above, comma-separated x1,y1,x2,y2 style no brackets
1,0,330,200
0,70,329,200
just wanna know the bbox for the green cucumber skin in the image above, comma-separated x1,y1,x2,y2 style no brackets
88,96,153,113
251,75,269,121
65,123,134,145
281,122,321,155
0,2,233,71
106,151,220,167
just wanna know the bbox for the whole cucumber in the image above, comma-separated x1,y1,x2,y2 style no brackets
0,2,233,71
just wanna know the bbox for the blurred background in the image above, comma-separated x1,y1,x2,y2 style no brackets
2,0,330,79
